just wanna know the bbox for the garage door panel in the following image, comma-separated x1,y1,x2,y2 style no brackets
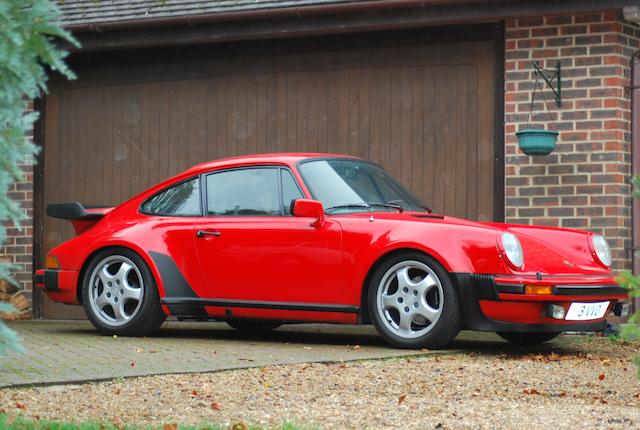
43,38,497,318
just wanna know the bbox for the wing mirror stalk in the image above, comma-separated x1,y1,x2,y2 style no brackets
292,199,325,228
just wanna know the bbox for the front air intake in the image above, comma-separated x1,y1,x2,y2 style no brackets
472,274,499,300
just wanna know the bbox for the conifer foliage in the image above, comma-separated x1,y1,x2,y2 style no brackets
0,0,77,354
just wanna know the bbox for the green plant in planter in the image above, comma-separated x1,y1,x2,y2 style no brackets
0,0,78,355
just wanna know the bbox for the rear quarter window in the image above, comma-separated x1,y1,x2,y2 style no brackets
140,178,201,216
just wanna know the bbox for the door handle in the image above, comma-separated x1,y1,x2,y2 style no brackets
196,230,221,238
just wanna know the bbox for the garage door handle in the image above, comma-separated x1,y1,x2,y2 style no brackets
196,230,221,238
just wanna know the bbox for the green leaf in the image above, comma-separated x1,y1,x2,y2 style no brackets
1,0,78,358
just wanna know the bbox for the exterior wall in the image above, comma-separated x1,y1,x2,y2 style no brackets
3,11,640,314
504,11,640,272
1,102,34,305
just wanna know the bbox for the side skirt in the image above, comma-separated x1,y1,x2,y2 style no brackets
161,297,359,314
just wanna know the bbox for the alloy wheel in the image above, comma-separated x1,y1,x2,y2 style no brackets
88,255,144,327
376,260,444,339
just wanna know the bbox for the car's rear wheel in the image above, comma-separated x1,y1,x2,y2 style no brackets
497,332,559,346
227,320,282,332
82,248,166,336
368,252,462,349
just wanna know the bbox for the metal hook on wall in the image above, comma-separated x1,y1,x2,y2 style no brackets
533,61,561,108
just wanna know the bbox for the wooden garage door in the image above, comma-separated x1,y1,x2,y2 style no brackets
41,34,497,318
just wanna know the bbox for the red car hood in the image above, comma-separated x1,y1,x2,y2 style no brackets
357,212,610,276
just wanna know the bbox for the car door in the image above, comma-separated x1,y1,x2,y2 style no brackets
137,176,208,298
193,166,343,305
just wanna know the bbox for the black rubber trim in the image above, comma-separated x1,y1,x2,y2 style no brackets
35,273,44,285
161,297,360,313
471,274,498,299
149,251,199,298
496,283,525,294
43,269,60,292
552,285,628,296
46,202,106,220
451,273,608,333
166,303,208,317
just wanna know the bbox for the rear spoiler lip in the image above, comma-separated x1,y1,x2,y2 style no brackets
46,202,113,220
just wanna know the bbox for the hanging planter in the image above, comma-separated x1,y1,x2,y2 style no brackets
517,61,561,156
516,129,558,156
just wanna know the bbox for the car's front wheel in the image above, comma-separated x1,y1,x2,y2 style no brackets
82,248,166,336
497,332,559,346
368,252,462,349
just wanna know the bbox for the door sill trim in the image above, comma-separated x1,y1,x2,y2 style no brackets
161,297,359,313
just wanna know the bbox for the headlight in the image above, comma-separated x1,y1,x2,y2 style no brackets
501,232,524,269
591,234,611,267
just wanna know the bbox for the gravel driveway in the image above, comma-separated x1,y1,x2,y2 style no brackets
1,335,638,429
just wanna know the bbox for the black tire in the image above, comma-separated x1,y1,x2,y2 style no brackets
497,332,559,346
227,320,282,332
82,248,166,336
368,252,462,349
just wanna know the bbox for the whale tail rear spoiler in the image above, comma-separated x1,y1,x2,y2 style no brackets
46,202,113,234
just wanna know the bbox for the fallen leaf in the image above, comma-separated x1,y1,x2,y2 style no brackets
191,390,199,398
231,423,248,430
598,373,606,381
15,403,26,411
398,394,407,405
211,402,222,411
163,424,177,430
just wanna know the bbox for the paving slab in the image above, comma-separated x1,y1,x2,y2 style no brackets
0,319,523,388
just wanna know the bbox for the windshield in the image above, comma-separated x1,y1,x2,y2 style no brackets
298,159,427,214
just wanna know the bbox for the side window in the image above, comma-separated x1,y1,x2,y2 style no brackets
281,170,304,215
141,178,201,216
207,168,280,216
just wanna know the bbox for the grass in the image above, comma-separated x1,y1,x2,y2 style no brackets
0,416,310,430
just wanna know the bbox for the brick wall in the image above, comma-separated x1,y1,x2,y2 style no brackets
1,101,35,305
505,11,640,272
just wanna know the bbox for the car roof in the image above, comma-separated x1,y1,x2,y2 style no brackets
181,152,361,176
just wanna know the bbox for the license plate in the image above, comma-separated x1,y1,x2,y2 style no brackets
565,301,610,321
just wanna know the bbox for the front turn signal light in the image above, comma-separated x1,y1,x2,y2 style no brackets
46,255,60,269
524,284,553,295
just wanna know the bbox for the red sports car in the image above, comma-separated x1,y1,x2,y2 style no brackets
36,154,629,348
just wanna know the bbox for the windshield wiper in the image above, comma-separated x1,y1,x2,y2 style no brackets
387,199,432,213
367,202,404,213
325,202,405,213
325,203,371,212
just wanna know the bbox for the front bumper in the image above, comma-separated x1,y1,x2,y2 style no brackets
451,273,628,333
34,268,79,304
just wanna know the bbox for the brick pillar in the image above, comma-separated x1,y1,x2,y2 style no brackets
1,102,35,306
505,12,640,272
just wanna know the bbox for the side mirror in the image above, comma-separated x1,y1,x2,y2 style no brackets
292,199,325,228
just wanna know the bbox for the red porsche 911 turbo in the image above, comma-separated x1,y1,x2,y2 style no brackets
36,154,629,349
